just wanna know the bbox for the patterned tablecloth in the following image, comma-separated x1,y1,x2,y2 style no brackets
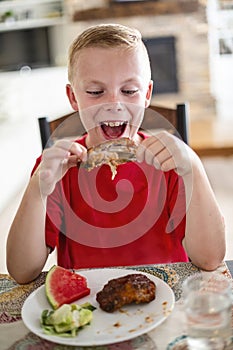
0,262,231,350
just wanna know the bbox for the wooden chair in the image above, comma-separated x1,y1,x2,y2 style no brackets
38,103,189,150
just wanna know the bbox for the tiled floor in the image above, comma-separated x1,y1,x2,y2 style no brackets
0,156,232,274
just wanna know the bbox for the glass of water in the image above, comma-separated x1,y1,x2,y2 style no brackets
183,272,233,350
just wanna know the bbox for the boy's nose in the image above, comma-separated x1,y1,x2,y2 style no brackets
103,102,125,112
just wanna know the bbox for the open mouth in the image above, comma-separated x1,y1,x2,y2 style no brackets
100,121,127,139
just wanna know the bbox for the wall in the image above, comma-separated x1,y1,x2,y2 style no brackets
52,1,216,120
207,0,233,120
0,67,73,212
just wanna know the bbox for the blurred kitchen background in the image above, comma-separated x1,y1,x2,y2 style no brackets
0,0,233,272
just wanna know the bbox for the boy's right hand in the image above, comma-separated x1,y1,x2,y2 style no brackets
33,140,87,196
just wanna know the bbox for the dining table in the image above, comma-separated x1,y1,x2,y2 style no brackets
1,261,233,350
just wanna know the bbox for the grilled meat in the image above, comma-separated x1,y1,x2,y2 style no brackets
96,273,156,312
81,137,137,180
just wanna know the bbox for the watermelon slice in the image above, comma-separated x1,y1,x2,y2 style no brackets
45,265,90,309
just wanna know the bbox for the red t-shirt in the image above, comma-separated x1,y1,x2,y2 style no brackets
33,133,188,269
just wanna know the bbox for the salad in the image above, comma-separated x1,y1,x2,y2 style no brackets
41,302,96,337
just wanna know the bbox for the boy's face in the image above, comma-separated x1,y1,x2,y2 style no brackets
66,46,153,147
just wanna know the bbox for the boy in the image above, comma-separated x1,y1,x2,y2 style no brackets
7,24,225,284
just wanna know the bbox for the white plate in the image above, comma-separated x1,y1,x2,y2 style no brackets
22,268,175,346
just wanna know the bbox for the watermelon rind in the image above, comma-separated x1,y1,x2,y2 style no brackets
45,265,60,309
45,265,90,309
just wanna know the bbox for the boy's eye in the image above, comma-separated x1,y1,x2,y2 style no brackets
86,90,103,95
122,89,138,95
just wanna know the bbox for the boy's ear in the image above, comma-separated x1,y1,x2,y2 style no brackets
145,80,153,108
66,84,79,110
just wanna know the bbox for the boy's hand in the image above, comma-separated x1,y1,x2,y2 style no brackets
34,140,87,196
136,131,193,176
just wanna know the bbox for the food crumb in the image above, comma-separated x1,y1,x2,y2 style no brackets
145,316,154,323
113,322,121,327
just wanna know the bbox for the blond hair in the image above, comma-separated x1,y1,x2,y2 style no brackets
68,23,151,83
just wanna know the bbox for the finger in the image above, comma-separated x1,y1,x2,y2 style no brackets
67,155,82,167
160,156,176,172
155,145,186,173
54,139,74,151
152,148,173,170
42,147,70,162
144,142,166,165
153,157,161,170
53,139,87,159
69,142,87,162
137,136,161,162
43,141,87,164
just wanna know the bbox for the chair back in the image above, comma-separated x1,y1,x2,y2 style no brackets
142,103,189,144
38,103,189,150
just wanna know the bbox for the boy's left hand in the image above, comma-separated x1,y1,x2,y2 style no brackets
136,131,193,176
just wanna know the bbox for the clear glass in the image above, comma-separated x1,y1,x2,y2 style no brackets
183,272,233,350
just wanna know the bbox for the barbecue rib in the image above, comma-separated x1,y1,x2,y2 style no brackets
81,138,137,180
96,273,156,312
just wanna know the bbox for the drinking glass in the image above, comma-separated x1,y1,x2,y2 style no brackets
183,272,233,350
